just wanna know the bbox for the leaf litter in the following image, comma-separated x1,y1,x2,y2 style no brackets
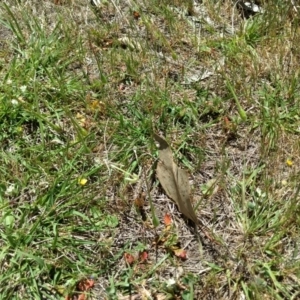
154,133,199,225
154,134,227,255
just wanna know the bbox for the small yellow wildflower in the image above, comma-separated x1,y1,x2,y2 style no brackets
88,100,106,113
78,178,88,186
286,159,293,167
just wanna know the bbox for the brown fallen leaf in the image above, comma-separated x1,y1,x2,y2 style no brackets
173,248,187,260
124,253,135,265
65,278,95,300
154,134,198,225
134,193,145,209
133,11,141,19
134,193,147,221
139,251,148,263
164,213,172,226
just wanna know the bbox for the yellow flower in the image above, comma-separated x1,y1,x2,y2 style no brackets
286,159,293,167
78,178,88,186
87,100,106,114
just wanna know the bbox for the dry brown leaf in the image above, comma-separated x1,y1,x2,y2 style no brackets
164,213,172,226
154,134,198,224
65,278,95,300
124,253,135,265
139,251,148,263
173,248,187,260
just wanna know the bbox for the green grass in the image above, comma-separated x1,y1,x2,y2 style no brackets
0,0,300,299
